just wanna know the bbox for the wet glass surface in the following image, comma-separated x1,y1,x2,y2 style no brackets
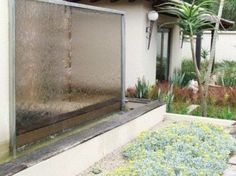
15,0,122,142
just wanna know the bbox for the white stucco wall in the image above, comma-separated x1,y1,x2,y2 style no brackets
78,0,158,87
0,0,10,158
182,31,236,62
169,25,182,77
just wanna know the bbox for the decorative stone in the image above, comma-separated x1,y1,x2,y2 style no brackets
229,156,236,165
224,169,236,176
187,104,199,114
92,168,102,175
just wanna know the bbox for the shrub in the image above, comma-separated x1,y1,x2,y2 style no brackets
135,77,149,99
169,101,189,115
181,59,209,86
173,86,193,103
228,88,236,105
181,59,197,86
148,86,162,100
148,84,174,112
192,105,236,120
207,86,236,107
215,60,236,87
165,85,174,112
110,122,236,176
126,87,136,98
218,74,236,87
170,70,185,87
201,48,209,60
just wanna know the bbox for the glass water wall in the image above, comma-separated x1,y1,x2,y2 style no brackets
15,0,123,146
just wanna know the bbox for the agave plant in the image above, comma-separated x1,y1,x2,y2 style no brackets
159,0,214,35
135,77,149,99
201,48,209,60
170,70,185,87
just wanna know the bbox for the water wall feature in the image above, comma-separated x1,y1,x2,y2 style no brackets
15,0,123,147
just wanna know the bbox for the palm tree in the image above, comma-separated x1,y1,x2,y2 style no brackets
185,0,235,30
160,0,225,116
204,0,225,115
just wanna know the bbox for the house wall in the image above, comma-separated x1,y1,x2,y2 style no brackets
169,25,182,77
182,31,236,62
0,0,10,159
77,0,157,87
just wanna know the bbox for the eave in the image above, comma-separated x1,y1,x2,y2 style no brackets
153,0,235,30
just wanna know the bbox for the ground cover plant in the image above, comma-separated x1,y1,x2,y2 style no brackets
110,122,236,176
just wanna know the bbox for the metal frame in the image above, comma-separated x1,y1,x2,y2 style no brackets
36,0,125,15
9,0,126,154
9,0,16,157
121,15,126,111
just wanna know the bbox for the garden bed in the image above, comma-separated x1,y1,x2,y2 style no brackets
154,82,236,120
79,116,236,176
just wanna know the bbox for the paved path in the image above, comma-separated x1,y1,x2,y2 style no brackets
224,123,236,176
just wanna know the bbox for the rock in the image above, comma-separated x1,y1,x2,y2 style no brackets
92,168,102,175
224,169,236,176
188,80,198,94
229,156,236,165
187,104,199,114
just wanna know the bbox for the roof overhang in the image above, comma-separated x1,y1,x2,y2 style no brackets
64,0,234,29
153,0,235,30
66,0,152,3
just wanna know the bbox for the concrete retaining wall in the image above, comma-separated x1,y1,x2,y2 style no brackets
14,105,166,176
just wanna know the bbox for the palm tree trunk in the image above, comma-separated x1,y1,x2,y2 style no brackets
203,0,225,115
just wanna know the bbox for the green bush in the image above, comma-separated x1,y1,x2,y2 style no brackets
181,59,209,86
169,101,189,115
192,105,236,120
218,75,236,87
181,59,197,86
181,59,195,73
215,60,236,87
110,122,236,176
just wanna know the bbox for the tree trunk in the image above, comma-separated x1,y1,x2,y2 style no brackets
189,36,206,116
203,0,225,115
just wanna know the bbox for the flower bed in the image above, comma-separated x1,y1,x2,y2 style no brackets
110,122,236,176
